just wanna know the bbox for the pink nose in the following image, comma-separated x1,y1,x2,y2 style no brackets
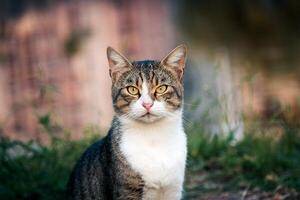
142,102,153,111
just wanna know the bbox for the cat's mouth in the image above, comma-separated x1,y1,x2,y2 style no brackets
138,112,162,123
141,112,156,117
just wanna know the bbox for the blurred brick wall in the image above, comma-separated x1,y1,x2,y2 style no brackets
0,0,175,141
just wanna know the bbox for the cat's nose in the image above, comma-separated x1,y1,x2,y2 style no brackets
142,102,153,111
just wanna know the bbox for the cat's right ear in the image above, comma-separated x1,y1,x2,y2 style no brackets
107,47,132,81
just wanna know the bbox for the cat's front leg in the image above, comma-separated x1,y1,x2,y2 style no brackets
114,181,144,200
115,188,143,200
142,184,162,200
160,183,183,200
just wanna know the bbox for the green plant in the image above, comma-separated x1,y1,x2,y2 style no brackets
186,119,300,196
0,134,99,200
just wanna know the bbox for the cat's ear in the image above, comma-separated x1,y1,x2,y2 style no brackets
107,47,132,81
160,45,187,81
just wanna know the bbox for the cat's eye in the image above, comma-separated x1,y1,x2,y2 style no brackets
127,86,139,95
156,85,168,94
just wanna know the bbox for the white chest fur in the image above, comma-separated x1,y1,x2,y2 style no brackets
119,115,187,191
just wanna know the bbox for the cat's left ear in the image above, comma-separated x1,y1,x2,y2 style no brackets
160,45,187,81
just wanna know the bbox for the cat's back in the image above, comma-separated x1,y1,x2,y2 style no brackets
67,137,112,200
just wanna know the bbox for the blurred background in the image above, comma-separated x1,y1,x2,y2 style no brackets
0,0,300,199
0,0,299,140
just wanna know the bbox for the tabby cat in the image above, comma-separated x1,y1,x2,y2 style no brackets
67,45,187,200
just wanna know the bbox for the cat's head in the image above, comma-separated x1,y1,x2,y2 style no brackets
107,45,187,123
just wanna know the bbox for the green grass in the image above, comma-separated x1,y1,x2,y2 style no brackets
0,133,99,200
0,120,299,199
186,121,300,198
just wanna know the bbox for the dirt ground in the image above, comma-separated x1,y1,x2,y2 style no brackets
185,169,299,200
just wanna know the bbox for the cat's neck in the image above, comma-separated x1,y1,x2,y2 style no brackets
117,110,184,135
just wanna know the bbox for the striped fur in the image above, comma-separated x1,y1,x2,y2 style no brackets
112,60,184,118
67,45,187,200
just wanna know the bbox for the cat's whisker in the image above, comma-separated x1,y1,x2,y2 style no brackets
182,102,196,106
182,119,194,129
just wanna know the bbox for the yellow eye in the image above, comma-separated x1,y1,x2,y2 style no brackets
156,85,168,94
127,86,139,95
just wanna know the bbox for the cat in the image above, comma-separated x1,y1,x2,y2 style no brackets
67,45,187,200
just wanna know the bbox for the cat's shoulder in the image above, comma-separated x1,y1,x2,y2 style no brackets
74,137,108,168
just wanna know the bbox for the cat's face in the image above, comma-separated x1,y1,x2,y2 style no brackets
107,45,187,123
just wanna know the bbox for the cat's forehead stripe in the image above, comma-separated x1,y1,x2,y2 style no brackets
132,60,160,82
